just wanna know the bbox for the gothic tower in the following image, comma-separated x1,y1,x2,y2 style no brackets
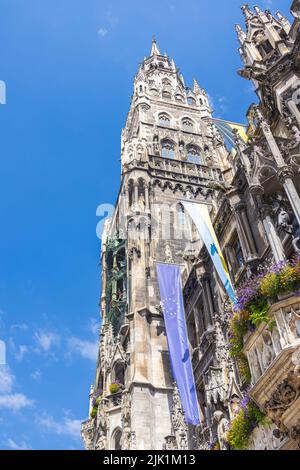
82,39,230,451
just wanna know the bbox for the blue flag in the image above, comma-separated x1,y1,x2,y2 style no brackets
156,262,200,426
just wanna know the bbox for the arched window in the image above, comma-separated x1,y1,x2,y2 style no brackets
187,145,202,164
187,97,196,105
162,79,172,99
258,39,273,57
112,361,125,386
175,94,185,103
149,80,159,97
161,140,175,159
182,118,194,132
177,203,185,226
162,90,171,99
158,113,171,127
112,428,122,450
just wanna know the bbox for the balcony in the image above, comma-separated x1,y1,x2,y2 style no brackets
243,294,300,445
106,391,123,408
148,155,223,185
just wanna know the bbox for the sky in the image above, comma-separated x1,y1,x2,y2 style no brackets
0,0,292,451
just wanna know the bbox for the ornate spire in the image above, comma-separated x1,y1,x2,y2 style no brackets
253,6,261,15
241,4,253,21
235,24,247,44
150,37,160,56
193,78,201,94
276,10,290,28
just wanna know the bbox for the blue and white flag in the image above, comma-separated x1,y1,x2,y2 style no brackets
156,262,200,426
182,200,237,304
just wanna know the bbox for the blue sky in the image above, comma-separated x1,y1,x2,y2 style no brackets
0,0,292,450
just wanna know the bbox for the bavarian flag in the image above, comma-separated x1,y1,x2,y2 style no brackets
182,201,237,304
212,118,248,147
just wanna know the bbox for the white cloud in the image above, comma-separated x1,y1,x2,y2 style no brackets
34,330,60,353
98,27,108,37
31,369,42,381
35,412,82,441
15,345,29,362
10,323,29,332
67,337,98,361
208,93,228,118
0,365,33,411
107,13,119,27
88,318,100,335
0,366,14,394
5,438,32,450
0,393,34,411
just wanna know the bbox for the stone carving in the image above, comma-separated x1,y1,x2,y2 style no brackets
153,135,160,155
248,423,287,450
171,384,188,450
264,376,300,428
164,244,174,263
278,208,293,234
292,349,300,378
163,435,178,450
81,420,95,450
290,421,300,448
213,411,230,450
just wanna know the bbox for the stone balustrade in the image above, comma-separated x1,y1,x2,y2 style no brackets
243,294,300,449
247,422,288,450
243,295,300,388
149,155,223,183
107,391,123,408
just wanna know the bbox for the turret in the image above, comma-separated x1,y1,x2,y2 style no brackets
237,3,291,76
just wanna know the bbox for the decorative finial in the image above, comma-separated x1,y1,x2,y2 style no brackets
235,24,247,44
241,4,253,20
150,36,161,56
193,78,201,94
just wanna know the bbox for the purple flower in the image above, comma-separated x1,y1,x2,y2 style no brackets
241,393,250,415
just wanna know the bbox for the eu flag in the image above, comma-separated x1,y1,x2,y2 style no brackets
156,262,200,426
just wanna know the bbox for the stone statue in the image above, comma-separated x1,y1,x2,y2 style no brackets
165,244,174,263
171,384,188,450
278,208,293,234
153,135,160,155
213,411,230,450
179,142,185,160
251,143,267,162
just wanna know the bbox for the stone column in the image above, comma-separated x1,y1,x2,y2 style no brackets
134,182,139,208
112,254,118,301
251,185,285,262
262,209,286,262
124,186,129,213
145,185,150,212
255,106,300,226
233,202,257,260
202,274,214,326
278,166,300,227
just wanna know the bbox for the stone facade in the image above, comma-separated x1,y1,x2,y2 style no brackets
82,2,300,451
